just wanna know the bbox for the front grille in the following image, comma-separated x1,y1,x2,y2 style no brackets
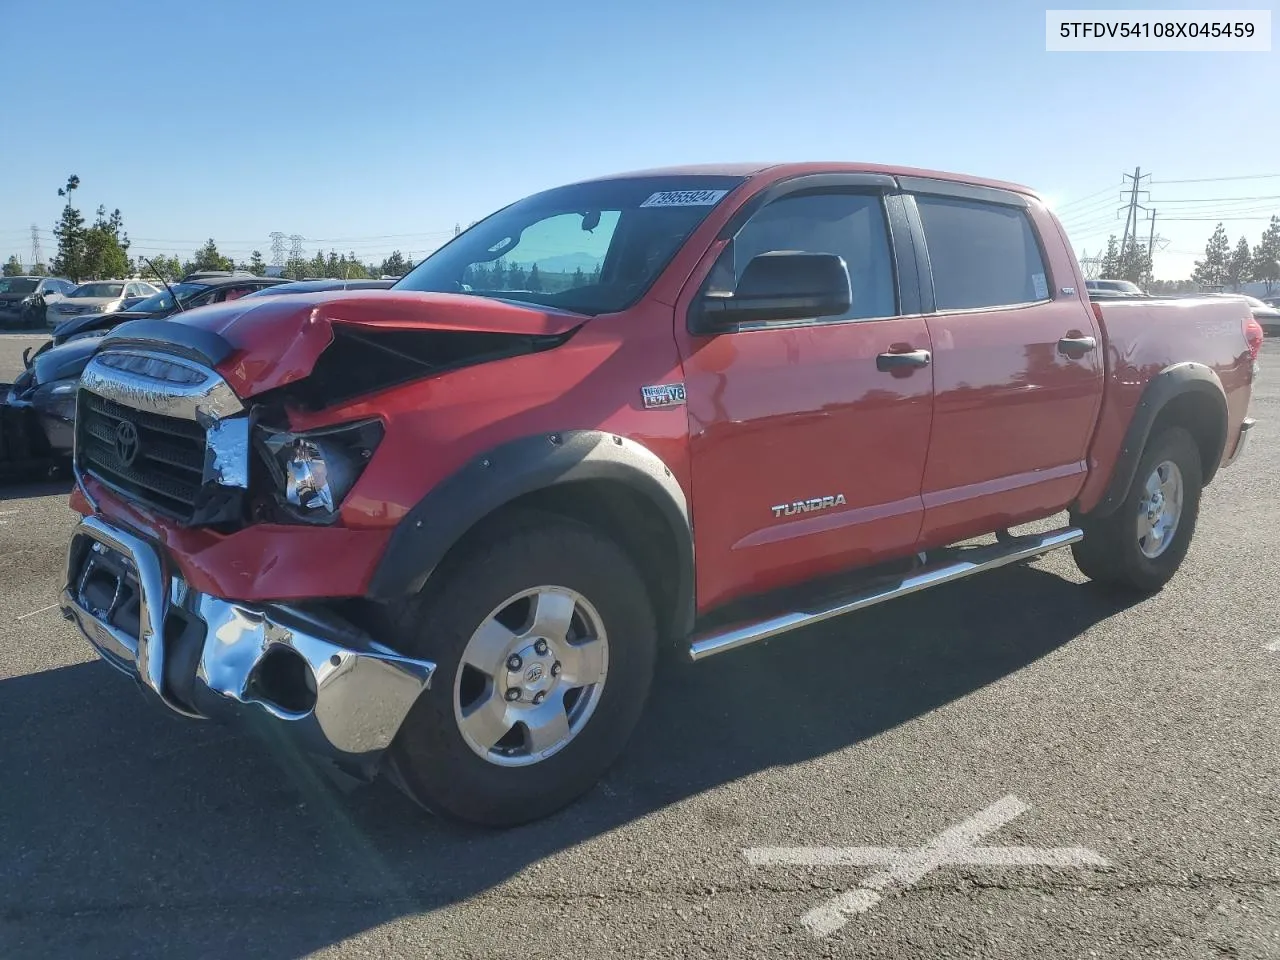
77,392,206,519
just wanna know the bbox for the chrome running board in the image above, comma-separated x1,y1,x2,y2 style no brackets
687,526,1083,662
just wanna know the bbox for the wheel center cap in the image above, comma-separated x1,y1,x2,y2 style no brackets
506,641,558,700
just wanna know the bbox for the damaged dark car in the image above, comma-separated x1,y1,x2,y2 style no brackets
2,275,291,467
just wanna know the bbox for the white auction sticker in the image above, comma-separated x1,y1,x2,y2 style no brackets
1046,10,1271,51
639,189,729,208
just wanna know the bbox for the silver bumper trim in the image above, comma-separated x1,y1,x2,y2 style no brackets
1223,416,1255,467
61,516,436,766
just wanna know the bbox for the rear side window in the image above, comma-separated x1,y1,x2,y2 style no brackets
915,196,1048,310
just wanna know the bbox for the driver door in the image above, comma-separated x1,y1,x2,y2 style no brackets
676,186,935,612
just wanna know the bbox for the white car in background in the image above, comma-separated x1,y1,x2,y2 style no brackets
47,280,160,328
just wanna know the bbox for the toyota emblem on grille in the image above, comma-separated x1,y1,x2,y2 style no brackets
115,420,141,468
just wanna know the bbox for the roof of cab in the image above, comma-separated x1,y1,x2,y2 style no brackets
578,161,1042,201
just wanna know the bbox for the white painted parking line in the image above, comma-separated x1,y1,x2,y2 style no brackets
743,794,1109,937
15,602,60,622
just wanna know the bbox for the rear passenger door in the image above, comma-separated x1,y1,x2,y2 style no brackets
904,179,1104,549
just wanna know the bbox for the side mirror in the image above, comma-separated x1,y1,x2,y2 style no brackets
696,251,851,330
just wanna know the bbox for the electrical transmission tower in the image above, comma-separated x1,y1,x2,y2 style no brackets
288,234,305,262
29,224,44,271
1118,167,1151,251
269,231,286,266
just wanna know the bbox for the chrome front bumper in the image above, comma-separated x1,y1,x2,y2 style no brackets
60,515,436,774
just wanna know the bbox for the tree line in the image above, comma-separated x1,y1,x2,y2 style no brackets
0,174,420,283
1092,214,1280,294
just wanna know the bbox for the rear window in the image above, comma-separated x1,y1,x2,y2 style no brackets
70,282,125,298
915,196,1048,310
0,278,38,294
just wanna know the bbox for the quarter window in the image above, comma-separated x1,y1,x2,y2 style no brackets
914,195,1048,310
707,191,898,322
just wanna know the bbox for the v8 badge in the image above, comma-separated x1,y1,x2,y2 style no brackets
641,383,687,409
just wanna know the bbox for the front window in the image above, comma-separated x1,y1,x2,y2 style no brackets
0,278,38,295
126,282,211,314
70,282,125,298
394,175,746,315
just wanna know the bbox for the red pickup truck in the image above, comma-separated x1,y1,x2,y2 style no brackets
60,163,1261,827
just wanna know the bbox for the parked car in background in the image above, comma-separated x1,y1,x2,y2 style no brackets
4,274,291,462
1262,293,1280,309
0,276,76,328
1085,278,1146,298
1184,292,1280,336
46,280,160,328
1229,294,1279,335
180,270,260,282
46,274,290,349
241,277,396,296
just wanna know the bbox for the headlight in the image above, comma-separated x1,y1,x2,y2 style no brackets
255,418,383,522
32,378,79,420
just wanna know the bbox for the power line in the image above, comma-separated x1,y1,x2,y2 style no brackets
1149,194,1280,203
1149,173,1280,185
1053,184,1121,212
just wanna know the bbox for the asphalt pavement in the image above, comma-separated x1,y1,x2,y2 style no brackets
1,332,1277,959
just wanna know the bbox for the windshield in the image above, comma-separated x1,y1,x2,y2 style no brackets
126,282,210,314
0,278,38,295
394,175,747,315
70,282,125,298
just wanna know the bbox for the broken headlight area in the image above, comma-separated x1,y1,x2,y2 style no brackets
32,378,79,421
253,418,383,523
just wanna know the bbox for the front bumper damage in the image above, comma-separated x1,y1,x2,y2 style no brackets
60,514,436,776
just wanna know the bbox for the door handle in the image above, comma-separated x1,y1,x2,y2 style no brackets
876,349,932,372
1057,335,1097,356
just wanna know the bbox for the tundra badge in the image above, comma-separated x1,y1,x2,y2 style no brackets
771,494,847,518
641,383,687,409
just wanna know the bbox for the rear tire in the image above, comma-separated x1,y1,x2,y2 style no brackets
385,510,657,828
1071,426,1202,593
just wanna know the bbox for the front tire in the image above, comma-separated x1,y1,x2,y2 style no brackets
385,511,657,827
1071,426,1203,593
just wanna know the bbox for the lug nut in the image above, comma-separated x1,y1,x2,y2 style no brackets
506,654,523,671
505,688,521,702
533,639,548,656
532,691,546,705
551,661,561,677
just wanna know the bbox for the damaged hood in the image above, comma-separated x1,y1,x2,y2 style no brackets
98,291,587,399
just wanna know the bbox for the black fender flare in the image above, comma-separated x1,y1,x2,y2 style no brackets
365,429,695,635
1087,361,1228,519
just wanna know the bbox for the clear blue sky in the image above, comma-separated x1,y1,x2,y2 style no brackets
1,0,1276,278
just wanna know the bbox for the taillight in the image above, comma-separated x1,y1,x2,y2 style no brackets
1244,315,1264,363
